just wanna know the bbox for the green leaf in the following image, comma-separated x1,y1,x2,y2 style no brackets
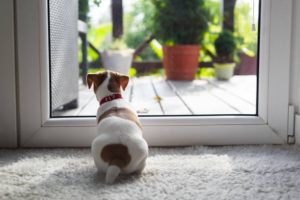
87,23,112,61
149,39,163,59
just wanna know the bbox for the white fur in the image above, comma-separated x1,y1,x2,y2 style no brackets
105,165,121,184
95,72,112,101
91,72,148,184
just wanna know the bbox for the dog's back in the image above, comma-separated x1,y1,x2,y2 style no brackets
91,116,148,183
87,71,148,184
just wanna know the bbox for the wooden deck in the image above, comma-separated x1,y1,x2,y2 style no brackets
53,75,257,116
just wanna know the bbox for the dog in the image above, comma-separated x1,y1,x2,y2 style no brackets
87,70,148,184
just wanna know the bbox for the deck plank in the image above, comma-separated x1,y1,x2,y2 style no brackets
53,75,257,116
207,84,256,114
52,83,94,116
169,80,241,115
151,78,191,115
208,76,257,105
77,97,98,116
130,77,163,115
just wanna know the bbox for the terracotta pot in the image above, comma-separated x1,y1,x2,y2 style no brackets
163,45,200,80
235,52,257,75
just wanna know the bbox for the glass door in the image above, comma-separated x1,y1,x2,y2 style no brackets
51,0,259,117
16,0,292,147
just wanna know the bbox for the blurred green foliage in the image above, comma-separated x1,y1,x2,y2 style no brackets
201,0,258,62
78,0,104,64
197,68,215,78
149,39,163,59
151,0,208,45
234,2,258,57
124,0,158,60
79,0,101,22
81,0,258,73
201,0,222,62
78,23,112,63
106,38,129,50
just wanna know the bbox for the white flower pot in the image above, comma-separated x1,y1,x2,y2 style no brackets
101,49,134,75
213,63,236,80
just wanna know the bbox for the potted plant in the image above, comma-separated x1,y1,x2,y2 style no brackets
213,30,237,80
152,0,208,80
235,36,258,75
101,39,134,75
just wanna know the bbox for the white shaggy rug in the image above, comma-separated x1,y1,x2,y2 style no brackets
1,145,300,200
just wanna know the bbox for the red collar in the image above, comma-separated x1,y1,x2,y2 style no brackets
99,93,123,105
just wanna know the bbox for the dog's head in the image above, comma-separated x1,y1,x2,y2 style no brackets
87,70,129,100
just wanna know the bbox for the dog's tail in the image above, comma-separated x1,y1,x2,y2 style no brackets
101,144,131,184
106,164,121,184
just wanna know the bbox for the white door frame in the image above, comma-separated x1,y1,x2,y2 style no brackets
0,0,17,147
16,0,292,147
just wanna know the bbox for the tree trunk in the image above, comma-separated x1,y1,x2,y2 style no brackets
223,0,237,31
111,0,123,39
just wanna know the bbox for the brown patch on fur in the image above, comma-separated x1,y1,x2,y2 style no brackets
97,107,142,129
108,72,129,93
101,144,131,168
87,72,108,93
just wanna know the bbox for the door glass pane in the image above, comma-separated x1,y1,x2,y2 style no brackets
49,0,260,117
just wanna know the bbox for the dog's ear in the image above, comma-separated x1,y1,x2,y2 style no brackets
87,74,96,89
87,72,108,90
119,75,129,91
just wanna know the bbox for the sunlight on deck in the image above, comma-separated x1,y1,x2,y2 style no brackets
53,75,256,116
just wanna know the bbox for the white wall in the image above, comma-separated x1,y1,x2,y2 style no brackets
0,0,17,147
290,0,300,144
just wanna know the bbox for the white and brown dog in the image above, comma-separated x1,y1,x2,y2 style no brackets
87,70,148,184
